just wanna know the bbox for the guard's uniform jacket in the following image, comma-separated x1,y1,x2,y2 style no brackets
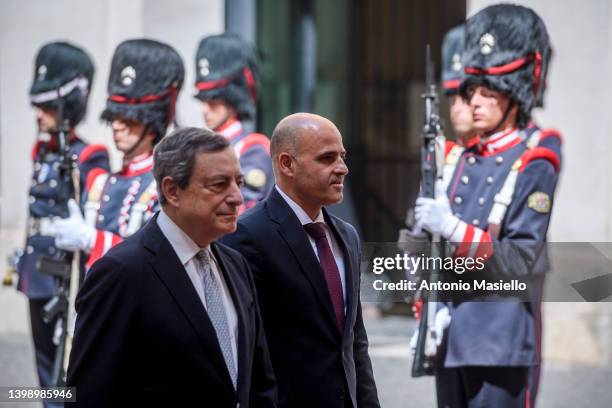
17,137,110,299
81,153,158,269
217,118,273,213
439,125,562,369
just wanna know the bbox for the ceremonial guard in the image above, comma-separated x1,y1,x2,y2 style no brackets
17,42,109,406
441,24,478,146
194,33,273,212
53,39,184,268
415,5,561,407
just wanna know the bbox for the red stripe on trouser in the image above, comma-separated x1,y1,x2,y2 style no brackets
526,379,530,408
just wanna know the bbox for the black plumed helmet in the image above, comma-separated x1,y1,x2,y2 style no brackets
460,4,552,128
29,41,94,127
194,33,258,121
441,25,465,96
101,39,185,144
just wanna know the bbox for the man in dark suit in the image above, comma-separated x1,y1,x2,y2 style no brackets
67,127,277,407
221,113,380,408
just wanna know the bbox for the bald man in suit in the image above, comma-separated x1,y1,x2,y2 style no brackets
222,113,380,408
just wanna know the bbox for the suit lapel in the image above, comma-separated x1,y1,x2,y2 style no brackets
265,189,342,336
143,218,234,390
211,242,252,393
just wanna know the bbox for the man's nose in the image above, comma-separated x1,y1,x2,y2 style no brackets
469,92,484,108
335,159,349,175
227,181,244,206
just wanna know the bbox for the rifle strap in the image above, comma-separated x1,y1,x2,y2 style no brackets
442,144,465,191
84,173,109,228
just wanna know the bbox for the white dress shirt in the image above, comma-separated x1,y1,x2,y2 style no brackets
275,185,347,302
156,209,238,370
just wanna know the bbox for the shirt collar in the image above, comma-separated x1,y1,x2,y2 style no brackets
157,209,208,266
121,151,154,176
217,118,243,140
476,127,522,156
275,185,325,225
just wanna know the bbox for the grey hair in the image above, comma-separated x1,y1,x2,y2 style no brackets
153,126,229,205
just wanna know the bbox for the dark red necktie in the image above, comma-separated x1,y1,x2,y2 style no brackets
304,222,345,332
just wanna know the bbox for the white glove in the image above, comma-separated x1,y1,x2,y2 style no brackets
409,304,452,355
415,180,461,239
54,199,96,252
433,305,451,346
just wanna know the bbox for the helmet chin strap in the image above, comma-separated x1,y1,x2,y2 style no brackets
483,101,515,138
123,124,151,159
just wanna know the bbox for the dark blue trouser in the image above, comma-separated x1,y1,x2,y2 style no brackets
29,298,64,408
435,366,533,408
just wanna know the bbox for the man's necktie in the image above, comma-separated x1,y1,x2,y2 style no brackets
303,222,345,332
197,249,237,388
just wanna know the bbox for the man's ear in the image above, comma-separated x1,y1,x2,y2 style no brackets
277,152,295,177
161,176,180,208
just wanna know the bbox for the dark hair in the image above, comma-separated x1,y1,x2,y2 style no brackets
153,127,229,205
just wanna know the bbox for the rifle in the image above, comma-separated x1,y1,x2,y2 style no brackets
37,102,81,386
398,45,446,377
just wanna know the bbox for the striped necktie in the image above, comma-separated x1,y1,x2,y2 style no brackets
196,249,237,388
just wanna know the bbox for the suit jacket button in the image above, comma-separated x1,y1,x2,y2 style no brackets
337,390,345,399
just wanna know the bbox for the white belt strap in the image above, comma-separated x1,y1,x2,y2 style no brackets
125,179,157,236
486,130,541,237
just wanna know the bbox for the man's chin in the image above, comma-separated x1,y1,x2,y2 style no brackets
324,191,344,205
472,120,492,133
210,221,237,241
217,215,238,228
